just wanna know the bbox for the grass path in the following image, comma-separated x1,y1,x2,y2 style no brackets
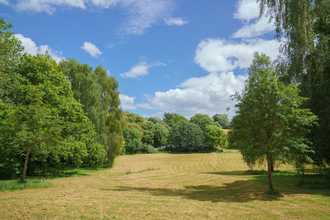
1,152,330,219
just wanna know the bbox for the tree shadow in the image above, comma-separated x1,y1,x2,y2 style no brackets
100,170,330,203
100,179,280,203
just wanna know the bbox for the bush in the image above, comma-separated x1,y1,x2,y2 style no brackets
141,144,158,154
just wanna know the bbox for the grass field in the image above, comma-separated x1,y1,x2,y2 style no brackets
1,152,330,219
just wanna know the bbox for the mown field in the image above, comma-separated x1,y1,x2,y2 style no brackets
1,152,330,219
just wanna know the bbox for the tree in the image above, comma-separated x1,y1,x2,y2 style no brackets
122,127,142,154
230,64,317,190
170,121,204,152
94,65,125,167
153,123,169,147
190,113,217,132
0,87,62,182
163,112,188,127
213,114,230,129
257,0,330,167
0,53,104,177
204,125,227,150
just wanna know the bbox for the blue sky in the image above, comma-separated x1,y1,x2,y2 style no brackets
0,0,281,119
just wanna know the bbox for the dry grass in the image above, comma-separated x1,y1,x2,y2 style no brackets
1,152,330,219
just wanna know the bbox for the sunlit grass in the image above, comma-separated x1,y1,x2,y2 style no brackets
0,151,329,219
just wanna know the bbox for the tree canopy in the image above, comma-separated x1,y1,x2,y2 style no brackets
229,53,317,190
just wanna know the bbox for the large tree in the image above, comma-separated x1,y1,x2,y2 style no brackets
163,112,188,127
257,0,330,167
213,114,230,129
170,121,204,152
230,61,317,190
190,113,217,132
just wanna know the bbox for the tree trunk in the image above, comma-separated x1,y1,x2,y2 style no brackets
22,148,30,182
266,153,274,190
269,155,274,172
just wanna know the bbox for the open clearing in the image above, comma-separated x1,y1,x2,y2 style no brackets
1,152,330,219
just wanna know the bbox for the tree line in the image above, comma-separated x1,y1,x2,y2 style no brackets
0,18,230,181
121,112,229,154
0,19,124,181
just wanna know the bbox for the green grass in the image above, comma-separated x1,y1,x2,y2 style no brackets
0,178,53,192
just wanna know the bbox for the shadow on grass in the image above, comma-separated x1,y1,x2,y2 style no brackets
100,180,280,203
100,170,330,203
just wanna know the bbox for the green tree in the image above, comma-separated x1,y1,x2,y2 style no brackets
204,125,227,150
190,113,216,132
213,114,230,129
230,66,317,190
170,121,204,152
153,123,169,147
163,112,188,127
257,0,330,167
94,65,125,167
122,127,142,154
0,87,62,182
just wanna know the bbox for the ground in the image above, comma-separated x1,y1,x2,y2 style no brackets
0,152,330,219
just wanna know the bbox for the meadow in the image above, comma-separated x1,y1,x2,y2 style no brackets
1,152,330,219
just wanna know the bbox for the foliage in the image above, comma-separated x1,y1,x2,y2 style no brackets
213,114,230,129
230,57,317,189
122,127,142,154
170,121,204,152
142,129,154,146
204,125,227,149
0,54,104,178
125,112,146,132
163,112,188,127
141,144,158,154
257,0,330,167
94,65,125,167
190,113,217,132
153,123,169,147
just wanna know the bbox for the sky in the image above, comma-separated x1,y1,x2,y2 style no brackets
0,0,281,120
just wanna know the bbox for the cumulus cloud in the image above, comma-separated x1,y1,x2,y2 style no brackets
81,42,103,58
139,72,247,119
120,61,166,78
12,0,175,35
234,0,259,22
194,38,281,73
119,94,137,110
164,17,188,26
14,34,64,63
233,0,274,38
233,16,274,38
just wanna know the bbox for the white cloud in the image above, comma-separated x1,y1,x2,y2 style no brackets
81,42,103,58
139,72,247,119
233,16,274,38
194,38,281,73
12,0,175,35
0,0,9,5
164,17,188,26
119,94,137,110
233,0,274,38
14,34,64,63
116,0,175,35
120,61,166,78
15,0,86,14
234,0,259,22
